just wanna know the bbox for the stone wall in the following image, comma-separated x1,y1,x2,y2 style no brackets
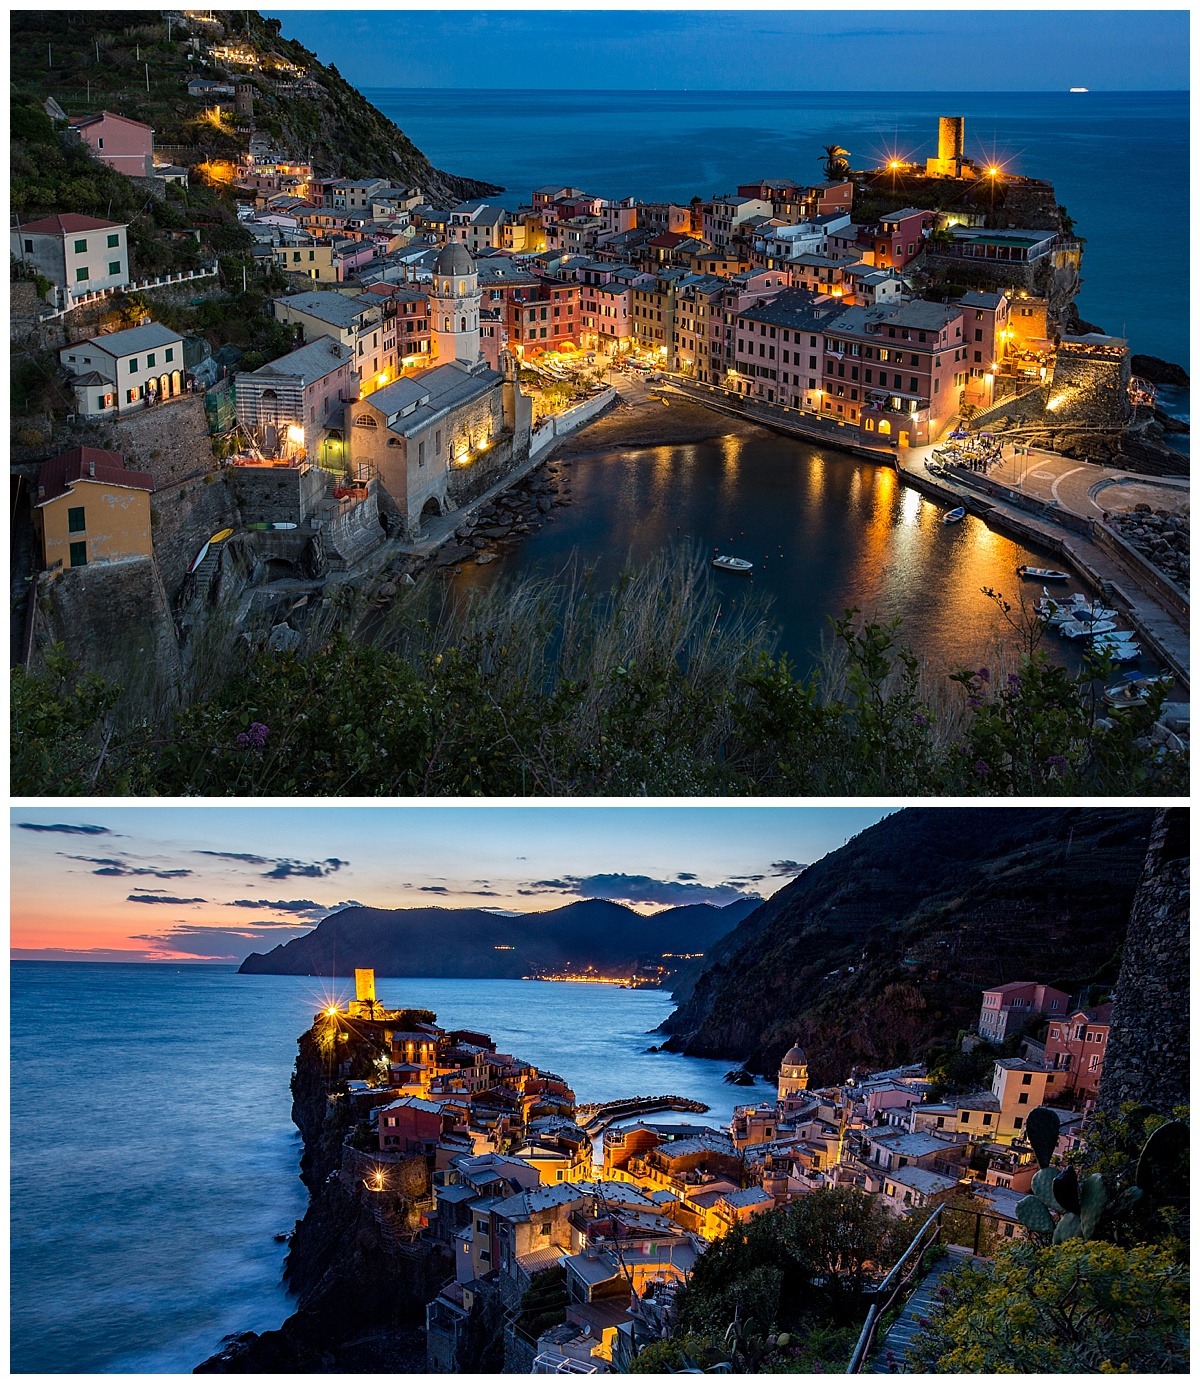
223,462,329,528
112,394,215,489
150,471,242,601
34,554,181,688
1046,349,1132,428
1096,808,1189,1117
325,481,385,569
445,431,518,509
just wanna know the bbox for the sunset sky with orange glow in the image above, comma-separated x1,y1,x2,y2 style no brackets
11,805,890,962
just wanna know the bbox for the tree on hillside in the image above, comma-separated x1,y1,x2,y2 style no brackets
677,1188,912,1335
821,144,851,180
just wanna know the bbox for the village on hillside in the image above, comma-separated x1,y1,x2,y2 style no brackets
11,12,1189,689
308,957,1167,1374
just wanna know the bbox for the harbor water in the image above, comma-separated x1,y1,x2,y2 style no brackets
10,962,764,1373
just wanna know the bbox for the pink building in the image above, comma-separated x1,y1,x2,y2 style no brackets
378,1095,444,1152
856,208,935,270
730,292,967,445
69,111,155,177
978,982,1071,1043
958,290,1012,408
1043,1004,1112,1096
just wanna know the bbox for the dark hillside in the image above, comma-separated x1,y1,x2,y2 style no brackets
660,808,1153,1084
10,10,498,204
238,895,760,980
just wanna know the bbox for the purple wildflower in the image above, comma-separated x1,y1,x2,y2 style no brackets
974,759,991,778
966,696,983,710
1007,673,1022,690
912,712,928,728
977,666,990,683
1044,754,1067,775
236,722,269,749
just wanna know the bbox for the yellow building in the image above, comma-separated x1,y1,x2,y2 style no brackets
990,1059,1067,1144
34,447,154,572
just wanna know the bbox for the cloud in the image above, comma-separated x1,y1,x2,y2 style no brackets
418,885,500,897
769,860,809,876
264,857,350,880
12,946,215,963
419,885,450,894
523,873,756,908
129,921,316,960
63,855,195,879
194,851,351,880
16,822,113,836
676,872,698,881
127,893,207,905
227,898,325,915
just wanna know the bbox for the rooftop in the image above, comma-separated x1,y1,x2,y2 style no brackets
242,336,349,385
277,289,376,327
75,322,182,357
36,447,153,507
885,1166,959,1195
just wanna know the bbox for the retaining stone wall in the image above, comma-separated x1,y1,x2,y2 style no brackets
112,394,215,490
151,472,241,601
1097,809,1190,1117
445,433,518,509
1047,351,1132,428
35,555,181,687
224,463,328,527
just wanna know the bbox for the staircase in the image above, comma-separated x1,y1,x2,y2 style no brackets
868,1245,974,1373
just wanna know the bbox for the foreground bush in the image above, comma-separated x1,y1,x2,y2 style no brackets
11,553,1186,796
905,1238,1188,1373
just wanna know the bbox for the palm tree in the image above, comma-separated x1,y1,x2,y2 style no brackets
821,144,851,180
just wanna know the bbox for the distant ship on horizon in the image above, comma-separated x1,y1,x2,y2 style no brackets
1070,87,1089,93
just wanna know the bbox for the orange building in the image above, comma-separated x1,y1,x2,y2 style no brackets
33,447,154,572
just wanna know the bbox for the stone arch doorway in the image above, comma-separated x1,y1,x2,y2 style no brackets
421,495,443,521
159,373,171,399
171,369,182,394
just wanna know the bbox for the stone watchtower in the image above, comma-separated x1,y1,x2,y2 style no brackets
429,241,482,368
777,1042,810,1101
1096,808,1189,1118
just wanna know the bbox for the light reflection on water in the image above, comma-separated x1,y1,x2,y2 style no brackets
455,431,1096,677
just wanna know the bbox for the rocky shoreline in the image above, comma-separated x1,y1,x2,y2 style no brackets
194,1031,450,1374
1103,505,1190,593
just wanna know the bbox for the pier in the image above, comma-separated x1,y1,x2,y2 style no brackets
576,1094,711,1134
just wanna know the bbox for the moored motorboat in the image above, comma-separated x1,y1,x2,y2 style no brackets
712,554,753,572
1103,674,1167,709
1017,565,1070,581
943,507,966,524
1059,618,1117,639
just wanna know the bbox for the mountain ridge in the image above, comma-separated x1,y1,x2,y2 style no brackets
237,895,762,979
659,807,1154,1084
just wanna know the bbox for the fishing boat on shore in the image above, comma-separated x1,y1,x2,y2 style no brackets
1060,618,1117,639
943,506,966,524
712,554,753,572
1103,674,1167,709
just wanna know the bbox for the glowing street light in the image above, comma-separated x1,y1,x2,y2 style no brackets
986,166,1000,178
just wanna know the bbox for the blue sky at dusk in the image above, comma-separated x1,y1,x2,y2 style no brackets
10,806,891,962
263,9,1188,91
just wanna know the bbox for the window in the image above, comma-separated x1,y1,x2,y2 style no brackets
129,359,139,374
24,239,32,252
109,259,121,276
165,348,174,363
74,238,88,254
983,1113,993,1125
76,267,90,282
1089,1054,1101,1072
540,1222,552,1236
107,233,120,248
69,540,87,567
66,505,87,534
146,354,156,368
960,1111,970,1122
418,440,425,467
1018,1093,1029,1105
1013,1116,1024,1129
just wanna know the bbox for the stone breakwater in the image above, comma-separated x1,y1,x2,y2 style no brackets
1103,505,1190,593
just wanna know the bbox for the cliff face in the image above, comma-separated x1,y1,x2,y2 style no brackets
196,1018,451,1373
1097,807,1190,1117
661,808,1154,1085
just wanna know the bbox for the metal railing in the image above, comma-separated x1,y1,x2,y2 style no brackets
845,1205,943,1373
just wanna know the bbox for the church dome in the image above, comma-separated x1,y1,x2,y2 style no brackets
433,241,475,277
782,1043,807,1068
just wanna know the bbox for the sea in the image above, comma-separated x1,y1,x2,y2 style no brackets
366,88,1190,370
10,961,769,1374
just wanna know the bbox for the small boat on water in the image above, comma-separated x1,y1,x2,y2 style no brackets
943,507,966,524
1060,618,1117,640
1018,565,1069,582
187,540,210,574
712,555,754,572
1104,675,1166,709
1092,639,1141,664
